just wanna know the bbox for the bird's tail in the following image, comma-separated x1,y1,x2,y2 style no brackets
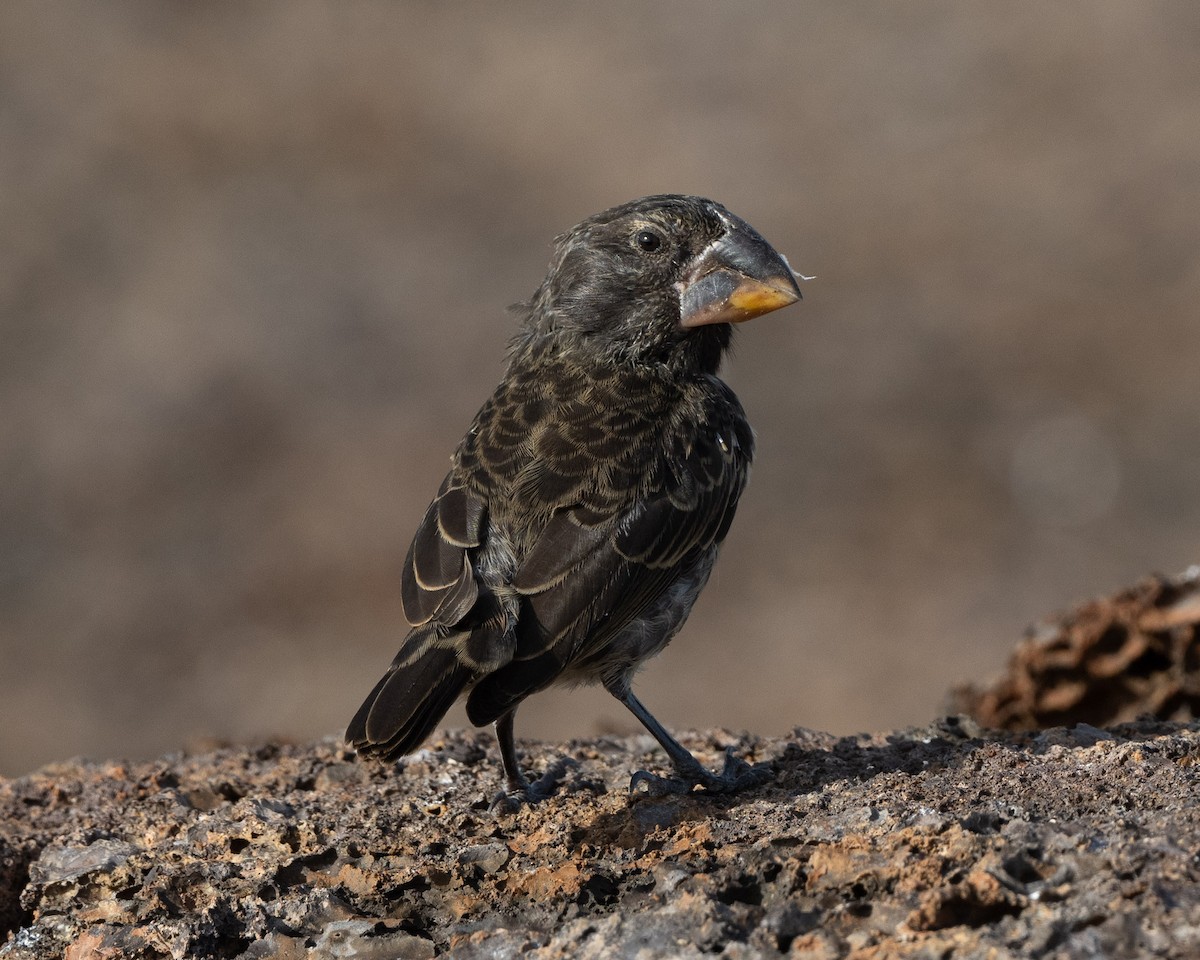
346,625,473,761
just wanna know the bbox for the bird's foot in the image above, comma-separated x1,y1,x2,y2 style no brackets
489,757,575,813
629,748,773,798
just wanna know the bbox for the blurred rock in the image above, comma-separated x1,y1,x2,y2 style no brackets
954,567,1200,730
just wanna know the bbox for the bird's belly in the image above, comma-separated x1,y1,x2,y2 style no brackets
556,547,717,687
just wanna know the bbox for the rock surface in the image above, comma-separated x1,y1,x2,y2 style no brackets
4,573,1200,958
2,715,1199,959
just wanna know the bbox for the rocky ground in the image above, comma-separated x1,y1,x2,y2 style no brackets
2,571,1198,959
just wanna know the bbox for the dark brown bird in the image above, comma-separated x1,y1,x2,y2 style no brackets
347,195,803,803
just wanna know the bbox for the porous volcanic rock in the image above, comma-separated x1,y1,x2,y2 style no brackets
2,716,1199,958
955,568,1200,731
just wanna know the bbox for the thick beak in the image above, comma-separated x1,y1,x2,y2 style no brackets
677,215,803,328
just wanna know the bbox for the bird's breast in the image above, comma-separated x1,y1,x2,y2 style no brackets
458,364,750,543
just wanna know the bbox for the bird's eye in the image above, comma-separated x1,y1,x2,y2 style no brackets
634,229,664,253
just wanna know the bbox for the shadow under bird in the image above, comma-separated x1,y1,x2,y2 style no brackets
347,195,804,804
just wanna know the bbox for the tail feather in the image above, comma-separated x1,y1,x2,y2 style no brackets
347,629,473,761
465,647,564,728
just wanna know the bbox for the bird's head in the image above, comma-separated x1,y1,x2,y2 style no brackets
520,195,803,374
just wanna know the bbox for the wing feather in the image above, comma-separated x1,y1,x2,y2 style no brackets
401,477,486,627
501,423,749,676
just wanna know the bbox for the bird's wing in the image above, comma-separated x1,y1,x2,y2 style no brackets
399,473,485,628
347,470,485,758
463,413,750,727
349,471,496,759
514,408,751,661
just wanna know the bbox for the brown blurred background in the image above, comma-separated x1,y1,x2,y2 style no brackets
2,2,1198,777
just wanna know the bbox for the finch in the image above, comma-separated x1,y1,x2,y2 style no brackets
347,195,803,802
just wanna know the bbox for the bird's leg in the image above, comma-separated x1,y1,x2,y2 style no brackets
490,709,570,811
605,680,772,797
495,709,531,795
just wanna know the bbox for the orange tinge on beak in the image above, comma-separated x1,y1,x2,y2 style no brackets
726,276,802,320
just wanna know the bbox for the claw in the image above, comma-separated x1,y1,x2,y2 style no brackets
629,769,694,797
490,757,576,812
628,749,773,798
490,784,547,813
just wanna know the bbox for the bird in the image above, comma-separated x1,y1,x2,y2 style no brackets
347,195,803,804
